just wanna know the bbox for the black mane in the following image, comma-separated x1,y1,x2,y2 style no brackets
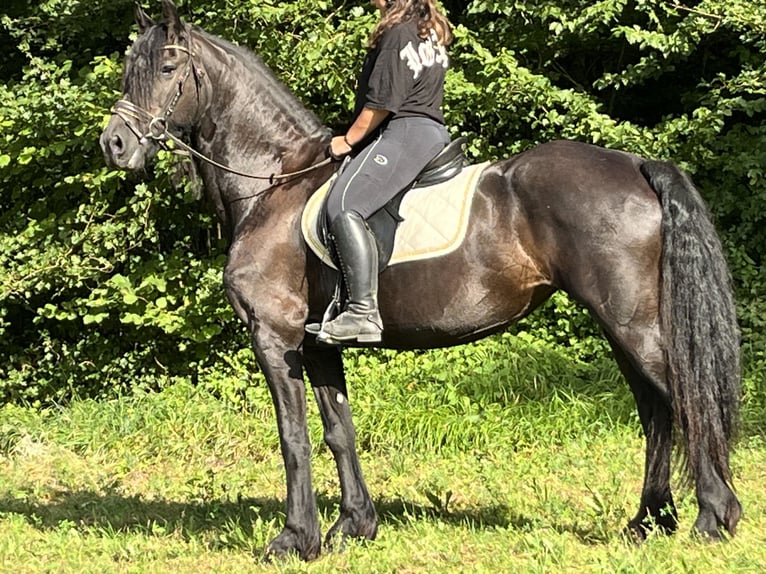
122,23,330,142
195,29,329,141
122,24,170,104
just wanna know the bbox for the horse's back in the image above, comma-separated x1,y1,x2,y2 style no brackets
496,140,655,205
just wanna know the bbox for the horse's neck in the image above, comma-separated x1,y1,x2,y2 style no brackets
191,36,330,235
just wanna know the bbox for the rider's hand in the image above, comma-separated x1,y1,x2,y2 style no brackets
329,135,354,161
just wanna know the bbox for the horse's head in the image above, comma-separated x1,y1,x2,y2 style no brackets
100,0,202,171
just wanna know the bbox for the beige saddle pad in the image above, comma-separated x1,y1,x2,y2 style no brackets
301,162,490,269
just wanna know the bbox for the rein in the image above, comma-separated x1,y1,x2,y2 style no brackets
162,130,332,184
110,41,333,183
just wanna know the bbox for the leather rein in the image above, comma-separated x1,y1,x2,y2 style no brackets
110,40,333,183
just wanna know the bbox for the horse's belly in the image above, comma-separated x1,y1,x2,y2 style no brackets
376,263,554,349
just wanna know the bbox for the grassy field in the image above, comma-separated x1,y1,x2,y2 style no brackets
0,339,764,573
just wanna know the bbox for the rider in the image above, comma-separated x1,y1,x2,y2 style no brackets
310,0,453,344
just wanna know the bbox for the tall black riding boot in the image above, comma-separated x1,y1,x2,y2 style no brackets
315,211,383,344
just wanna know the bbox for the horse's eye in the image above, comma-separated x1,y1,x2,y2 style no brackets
161,64,176,76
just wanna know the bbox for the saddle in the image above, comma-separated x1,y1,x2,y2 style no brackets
412,136,467,189
322,137,468,271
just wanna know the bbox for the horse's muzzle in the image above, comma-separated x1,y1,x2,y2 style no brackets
100,115,154,171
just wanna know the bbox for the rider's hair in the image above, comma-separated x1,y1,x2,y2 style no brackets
369,0,452,48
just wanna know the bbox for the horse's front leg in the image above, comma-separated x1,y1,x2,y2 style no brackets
253,334,321,560
224,263,321,560
303,344,378,548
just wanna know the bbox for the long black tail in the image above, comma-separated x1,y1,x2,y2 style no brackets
641,160,741,487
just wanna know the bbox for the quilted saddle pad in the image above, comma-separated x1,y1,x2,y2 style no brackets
301,161,490,269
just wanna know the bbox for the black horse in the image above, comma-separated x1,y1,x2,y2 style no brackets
100,1,742,560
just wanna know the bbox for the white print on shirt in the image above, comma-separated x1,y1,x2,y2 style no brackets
399,34,449,80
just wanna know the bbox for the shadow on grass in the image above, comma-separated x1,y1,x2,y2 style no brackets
0,488,609,549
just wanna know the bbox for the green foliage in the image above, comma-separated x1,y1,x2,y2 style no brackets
1,0,765,403
0,9,242,403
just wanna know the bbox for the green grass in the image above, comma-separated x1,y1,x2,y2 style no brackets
0,338,764,572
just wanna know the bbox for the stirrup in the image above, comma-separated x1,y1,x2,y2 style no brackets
305,279,342,337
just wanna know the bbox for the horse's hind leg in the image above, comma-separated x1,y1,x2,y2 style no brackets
607,333,678,539
303,344,378,548
692,451,742,539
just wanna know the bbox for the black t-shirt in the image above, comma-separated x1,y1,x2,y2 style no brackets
353,20,449,124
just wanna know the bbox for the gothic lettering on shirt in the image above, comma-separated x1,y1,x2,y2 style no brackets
399,36,449,80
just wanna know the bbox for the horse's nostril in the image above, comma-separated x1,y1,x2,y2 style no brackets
109,134,124,156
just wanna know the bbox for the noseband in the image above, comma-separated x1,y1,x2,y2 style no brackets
110,38,331,183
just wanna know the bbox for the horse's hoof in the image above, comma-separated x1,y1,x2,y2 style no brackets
692,495,741,541
324,508,378,552
693,510,736,542
624,510,677,543
691,527,728,543
623,521,648,544
264,528,321,562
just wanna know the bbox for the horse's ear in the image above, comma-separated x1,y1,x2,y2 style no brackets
161,0,185,41
134,3,154,34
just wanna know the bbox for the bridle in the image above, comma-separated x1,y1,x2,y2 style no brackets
111,43,195,146
110,36,332,183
